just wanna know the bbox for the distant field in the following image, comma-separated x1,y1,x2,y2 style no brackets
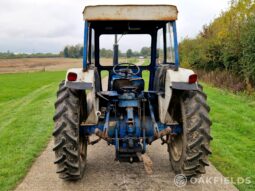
0,57,141,74
0,58,83,74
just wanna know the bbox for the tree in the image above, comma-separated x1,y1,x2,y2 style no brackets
240,14,255,88
179,0,255,88
80,47,83,57
62,45,83,58
141,47,151,57
126,49,133,58
63,47,69,58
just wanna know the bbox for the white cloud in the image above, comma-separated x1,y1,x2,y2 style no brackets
0,0,230,53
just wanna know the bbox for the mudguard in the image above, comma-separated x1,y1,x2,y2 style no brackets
65,68,94,90
65,68,100,125
158,67,198,124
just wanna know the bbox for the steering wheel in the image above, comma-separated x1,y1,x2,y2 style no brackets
113,63,140,77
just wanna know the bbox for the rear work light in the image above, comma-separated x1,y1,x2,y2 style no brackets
188,74,198,84
67,72,77,81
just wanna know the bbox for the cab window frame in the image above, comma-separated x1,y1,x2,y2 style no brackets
88,27,95,65
156,22,175,65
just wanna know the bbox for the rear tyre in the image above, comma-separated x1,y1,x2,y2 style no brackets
168,85,212,178
53,81,87,180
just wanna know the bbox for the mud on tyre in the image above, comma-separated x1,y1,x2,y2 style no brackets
53,81,87,180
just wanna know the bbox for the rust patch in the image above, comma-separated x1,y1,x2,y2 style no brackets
138,153,153,175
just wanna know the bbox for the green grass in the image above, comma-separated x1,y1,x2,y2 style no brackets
0,71,254,191
0,71,65,191
204,84,255,191
142,59,151,90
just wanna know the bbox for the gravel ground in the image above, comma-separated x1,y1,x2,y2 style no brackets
15,139,238,191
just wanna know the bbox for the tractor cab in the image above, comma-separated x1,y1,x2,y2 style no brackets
82,4,179,92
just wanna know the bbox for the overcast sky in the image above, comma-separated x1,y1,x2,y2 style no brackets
0,0,230,53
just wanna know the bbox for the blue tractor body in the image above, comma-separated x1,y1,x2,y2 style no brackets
80,20,181,161
53,3,212,180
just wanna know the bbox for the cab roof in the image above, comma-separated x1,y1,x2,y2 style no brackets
83,1,178,21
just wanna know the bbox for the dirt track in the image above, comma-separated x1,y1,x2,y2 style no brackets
15,139,238,191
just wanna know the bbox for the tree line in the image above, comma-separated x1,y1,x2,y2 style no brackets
62,45,151,59
179,0,255,88
0,46,151,60
0,51,59,59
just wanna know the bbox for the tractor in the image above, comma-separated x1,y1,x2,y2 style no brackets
53,2,212,180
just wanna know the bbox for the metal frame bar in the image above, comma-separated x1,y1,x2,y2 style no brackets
163,26,167,63
148,99,159,138
172,21,180,68
148,31,157,91
83,21,89,70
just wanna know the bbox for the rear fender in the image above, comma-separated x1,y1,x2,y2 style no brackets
168,68,198,91
65,68,94,90
64,68,99,125
158,68,198,124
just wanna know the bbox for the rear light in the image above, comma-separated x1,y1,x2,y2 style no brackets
188,74,198,84
67,72,77,81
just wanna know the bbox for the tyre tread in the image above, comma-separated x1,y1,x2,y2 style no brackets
169,83,212,178
53,81,86,181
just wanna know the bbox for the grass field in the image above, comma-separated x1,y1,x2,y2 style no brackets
0,71,254,191
205,84,255,191
0,71,65,191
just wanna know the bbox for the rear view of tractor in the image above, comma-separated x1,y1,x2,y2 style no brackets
53,2,212,181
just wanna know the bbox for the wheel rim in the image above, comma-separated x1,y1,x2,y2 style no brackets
79,137,87,162
169,134,183,161
169,98,186,162
79,96,87,165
